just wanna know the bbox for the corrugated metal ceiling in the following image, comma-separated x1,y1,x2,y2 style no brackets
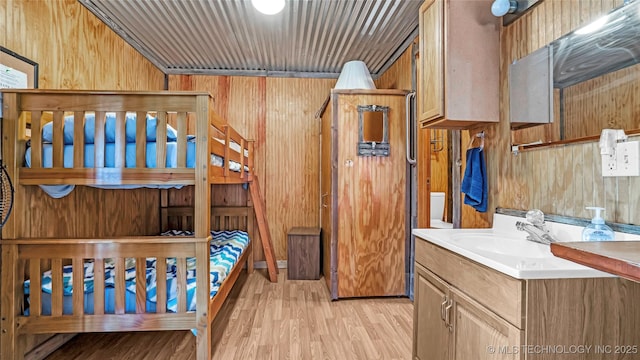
79,0,421,79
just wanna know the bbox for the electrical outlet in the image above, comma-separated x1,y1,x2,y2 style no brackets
602,152,618,176
602,141,640,177
603,154,617,175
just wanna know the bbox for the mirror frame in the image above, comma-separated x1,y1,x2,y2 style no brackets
357,104,390,157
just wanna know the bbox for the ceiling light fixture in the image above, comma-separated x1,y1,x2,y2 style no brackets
491,0,518,17
251,0,285,15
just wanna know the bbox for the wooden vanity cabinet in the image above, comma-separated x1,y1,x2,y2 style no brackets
414,264,450,360
449,286,521,360
414,242,522,360
414,238,640,360
418,0,500,129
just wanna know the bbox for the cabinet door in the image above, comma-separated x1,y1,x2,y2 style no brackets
509,45,553,129
418,0,444,123
450,288,522,360
413,264,450,360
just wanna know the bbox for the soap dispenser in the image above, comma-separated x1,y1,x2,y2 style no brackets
582,207,615,241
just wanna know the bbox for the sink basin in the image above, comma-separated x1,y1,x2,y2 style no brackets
412,214,620,279
449,233,551,259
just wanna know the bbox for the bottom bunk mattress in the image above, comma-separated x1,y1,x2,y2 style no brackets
23,230,249,315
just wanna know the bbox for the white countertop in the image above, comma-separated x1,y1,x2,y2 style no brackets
412,214,640,280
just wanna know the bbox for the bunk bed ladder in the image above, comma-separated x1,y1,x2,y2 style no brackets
249,177,279,282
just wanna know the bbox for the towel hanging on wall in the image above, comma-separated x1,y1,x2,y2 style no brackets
461,135,487,212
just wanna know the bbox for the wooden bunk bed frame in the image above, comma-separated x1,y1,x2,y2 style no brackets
0,90,278,359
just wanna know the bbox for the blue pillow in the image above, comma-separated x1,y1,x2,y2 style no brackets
41,113,178,144
41,115,93,144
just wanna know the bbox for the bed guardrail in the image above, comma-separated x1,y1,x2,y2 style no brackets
0,90,254,186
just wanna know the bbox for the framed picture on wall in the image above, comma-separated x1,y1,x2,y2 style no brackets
0,46,39,137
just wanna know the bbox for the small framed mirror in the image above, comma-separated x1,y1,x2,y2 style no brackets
357,105,389,157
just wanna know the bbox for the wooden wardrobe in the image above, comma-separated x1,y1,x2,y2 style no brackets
320,89,408,299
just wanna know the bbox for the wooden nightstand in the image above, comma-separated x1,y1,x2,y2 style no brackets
287,227,321,280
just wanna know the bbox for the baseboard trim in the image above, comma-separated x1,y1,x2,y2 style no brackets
253,260,287,269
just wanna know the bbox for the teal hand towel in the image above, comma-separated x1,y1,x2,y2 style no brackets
461,147,487,212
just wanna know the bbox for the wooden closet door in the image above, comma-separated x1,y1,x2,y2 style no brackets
336,92,406,298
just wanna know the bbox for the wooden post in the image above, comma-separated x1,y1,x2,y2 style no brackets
195,95,212,359
194,95,211,238
1,244,19,359
2,92,21,240
195,240,211,360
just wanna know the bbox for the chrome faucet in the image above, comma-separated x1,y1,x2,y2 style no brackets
516,209,559,245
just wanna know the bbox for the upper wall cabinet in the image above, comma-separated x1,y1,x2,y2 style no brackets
418,0,500,129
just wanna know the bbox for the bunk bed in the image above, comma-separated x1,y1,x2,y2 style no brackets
0,90,276,360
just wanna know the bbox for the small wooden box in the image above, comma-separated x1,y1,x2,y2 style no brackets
287,227,321,280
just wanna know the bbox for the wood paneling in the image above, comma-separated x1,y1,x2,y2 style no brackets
266,78,330,259
418,128,432,228
2,0,165,355
0,1,6,46
526,277,640,360
461,130,491,229
472,0,640,227
375,39,451,227
375,41,413,91
168,75,335,260
3,0,166,239
4,0,164,90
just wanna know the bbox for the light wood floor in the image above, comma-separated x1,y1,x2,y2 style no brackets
45,271,414,359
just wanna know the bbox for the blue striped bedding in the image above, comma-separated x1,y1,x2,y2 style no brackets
23,230,249,315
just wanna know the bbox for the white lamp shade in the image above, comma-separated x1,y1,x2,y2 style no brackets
334,61,376,90
251,0,285,15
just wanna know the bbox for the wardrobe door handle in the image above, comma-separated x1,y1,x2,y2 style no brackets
405,91,417,165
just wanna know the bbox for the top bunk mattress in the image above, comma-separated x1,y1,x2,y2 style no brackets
26,113,248,197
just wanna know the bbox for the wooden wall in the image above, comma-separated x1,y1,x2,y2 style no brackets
2,0,166,239
473,0,640,226
3,0,164,90
2,0,165,356
375,40,450,226
168,75,335,260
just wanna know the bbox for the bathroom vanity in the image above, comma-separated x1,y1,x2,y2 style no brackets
412,215,640,360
